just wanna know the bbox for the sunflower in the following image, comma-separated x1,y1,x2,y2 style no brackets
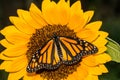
0,0,111,80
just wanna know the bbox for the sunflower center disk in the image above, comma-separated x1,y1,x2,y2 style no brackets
26,25,80,79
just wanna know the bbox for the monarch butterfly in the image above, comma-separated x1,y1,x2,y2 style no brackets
26,35,98,73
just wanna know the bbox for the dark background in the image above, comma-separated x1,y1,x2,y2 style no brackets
0,0,120,80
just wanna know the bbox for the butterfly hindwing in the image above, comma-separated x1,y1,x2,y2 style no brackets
27,36,98,73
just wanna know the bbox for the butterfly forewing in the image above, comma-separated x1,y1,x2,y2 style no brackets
59,37,98,65
79,40,98,56
27,36,98,73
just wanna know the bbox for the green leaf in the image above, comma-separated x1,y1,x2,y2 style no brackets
106,37,120,63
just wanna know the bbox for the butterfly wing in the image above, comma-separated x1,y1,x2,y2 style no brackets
59,37,98,65
26,36,98,73
27,39,61,73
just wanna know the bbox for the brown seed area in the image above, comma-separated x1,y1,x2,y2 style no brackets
26,25,80,79
39,64,80,80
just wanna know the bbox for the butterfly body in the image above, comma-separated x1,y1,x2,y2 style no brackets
53,36,63,61
27,35,98,73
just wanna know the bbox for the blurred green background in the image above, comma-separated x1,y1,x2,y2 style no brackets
0,0,120,80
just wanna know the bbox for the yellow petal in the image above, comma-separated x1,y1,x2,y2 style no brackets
68,14,84,32
95,53,111,64
0,61,12,70
0,53,16,60
1,44,28,57
73,9,95,32
67,0,70,6
72,72,81,80
70,1,81,13
81,63,103,75
0,53,25,61
77,29,94,38
42,1,59,24
68,8,84,31
84,32,99,42
1,25,21,36
41,0,51,24
85,75,98,80
67,72,78,80
5,55,27,72
66,65,88,80
77,29,99,42
88,66,104,75
93,31,108,47
97,46,107,54
0,39,13,48
33,75,43,80
42,0,51,12
17,9,41,29
29,3,47,27
85,21,102,31
83,11,94,23
8,67,26,80
99,64,108,73
1,25,30,44
82,55,98,66
76,65,88,80
23,75,33,80
9,17,35,34
56,0,70,25
5,32,30,44
69,1,84,31
99,31,109,38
